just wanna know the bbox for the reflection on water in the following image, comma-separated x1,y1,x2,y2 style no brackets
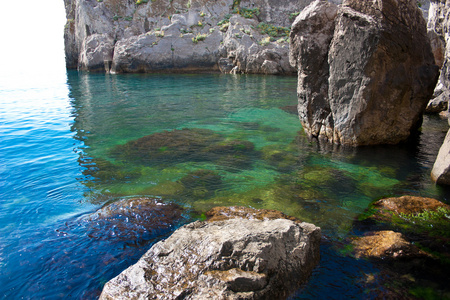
1,70,449,298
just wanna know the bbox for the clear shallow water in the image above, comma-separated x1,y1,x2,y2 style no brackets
1,70,449,299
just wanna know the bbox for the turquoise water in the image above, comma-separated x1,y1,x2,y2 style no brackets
1,70,449,299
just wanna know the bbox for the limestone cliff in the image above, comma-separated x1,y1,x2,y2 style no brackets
64,0,335,74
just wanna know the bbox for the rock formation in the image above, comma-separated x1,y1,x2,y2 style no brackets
427,1,450,185
63,0,335,74
432,128,450,184
290,0,439,146
99,207,321,299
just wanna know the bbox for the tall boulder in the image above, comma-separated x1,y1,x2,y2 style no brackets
431,128,450,184
99,207,321,299
290,0,439,146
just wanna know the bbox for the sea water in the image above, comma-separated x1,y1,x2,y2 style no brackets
1,68,449,298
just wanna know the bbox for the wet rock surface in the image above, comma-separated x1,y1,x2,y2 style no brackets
86,196,185,241
290,0,439,146
350,195,450,298
351,230,427,260
99,207,321,299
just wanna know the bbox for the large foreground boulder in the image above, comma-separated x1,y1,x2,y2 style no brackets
99,207,321,299
290,0,439,146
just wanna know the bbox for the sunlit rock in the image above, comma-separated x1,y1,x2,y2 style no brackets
63,0,315,73
99,207,321,299
355,195,450,262
290,0,439,145
352,230,427,259
432,129,450,185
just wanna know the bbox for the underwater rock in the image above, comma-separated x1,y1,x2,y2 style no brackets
111,128,258,168
351,230,427,260
99,207,321,299
290,0,439,145
178,169,223,199
86,196,184,241
79,156,141,184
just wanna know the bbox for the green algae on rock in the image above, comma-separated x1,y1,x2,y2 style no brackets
110,128,259,168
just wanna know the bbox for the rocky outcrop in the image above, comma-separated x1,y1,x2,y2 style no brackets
63,0,328,74
290,0,439,146
99,207,321,299
432,128,450,184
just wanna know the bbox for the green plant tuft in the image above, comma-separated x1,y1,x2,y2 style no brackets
233,7,260,19
257,22,290,37
289,11,301,20
192,33,208,44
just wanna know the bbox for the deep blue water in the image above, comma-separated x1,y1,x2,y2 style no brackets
1,68,449,299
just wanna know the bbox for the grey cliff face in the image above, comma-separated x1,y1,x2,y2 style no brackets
290,0,439,146
99,217,321,299
429,1,450,185
63,0,328,74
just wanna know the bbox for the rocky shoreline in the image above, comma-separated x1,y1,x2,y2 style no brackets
63,0,450,298
63,0,329,74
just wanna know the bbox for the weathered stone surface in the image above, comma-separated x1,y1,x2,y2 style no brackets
290,0,439,146
63,0,314,73
79,33,114,72
432,128,450,184
99,208,321,299
428,0,450,90
289,0,339,140
352,230,427,259
426,88,449,113
373,195,450,216
205,206,300,222
428,28,445,69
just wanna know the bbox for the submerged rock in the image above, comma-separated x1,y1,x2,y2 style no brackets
110,128,258,168
99,207,321,299
86,196,184,241
352,230,427,259
290,0,439,146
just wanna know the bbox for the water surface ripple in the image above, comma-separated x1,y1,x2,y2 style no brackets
0,71,448,299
